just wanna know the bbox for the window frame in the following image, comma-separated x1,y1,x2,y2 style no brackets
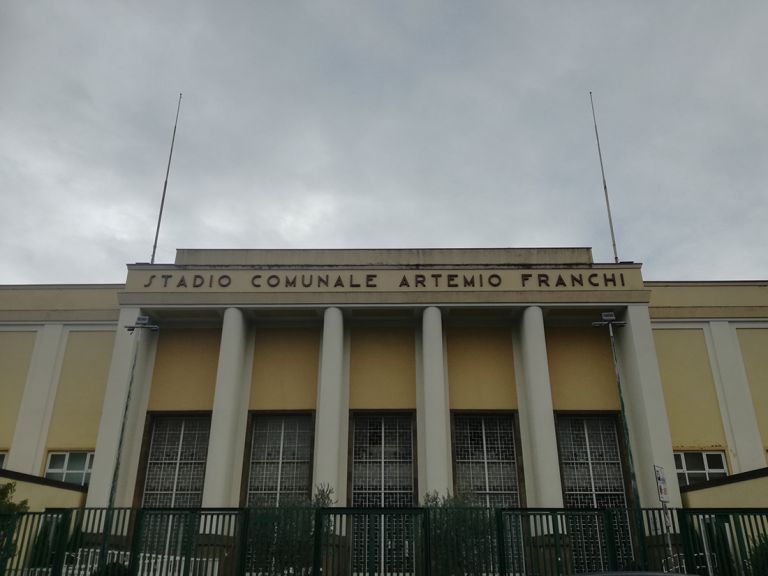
0,451,7,469
347,410,418,508
555,412,632,509
450,410,526,508
135,412,212,508
241,411,316,507
674,450,728,487
44,451,95,486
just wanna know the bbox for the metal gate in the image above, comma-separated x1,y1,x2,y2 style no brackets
499,509,623,575
313,508,425,576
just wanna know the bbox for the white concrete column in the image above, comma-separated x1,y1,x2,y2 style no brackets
513,306,563,508
313,307,348,505
707,321,766,472
87,308,158,507
417,306,452,500
615,304,681,507
203,307,252,508
7,324,67,475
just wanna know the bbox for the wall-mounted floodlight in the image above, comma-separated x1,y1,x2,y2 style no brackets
592,311,625,327
125,315,159,333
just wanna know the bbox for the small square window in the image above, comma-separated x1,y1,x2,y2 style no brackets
45,451,94,486
48,453,66,469
674,450,728,487
684,452,705,471
67,452,88,471
706,453,725,469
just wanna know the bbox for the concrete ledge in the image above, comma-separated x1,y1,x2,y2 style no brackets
681,467,768,508
0,469,86,511
174,247,596,266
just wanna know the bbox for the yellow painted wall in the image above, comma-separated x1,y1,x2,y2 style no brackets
737,328,768,450
149,328,220,410
647,282,768,319
446,327,516,409
0,331,36,448
46,331,115,451
654,329,727,449
350,327,416,409
547,328,618,410
250,327,319,410
682,474,768,508
1,476,86,511
0,286,120,322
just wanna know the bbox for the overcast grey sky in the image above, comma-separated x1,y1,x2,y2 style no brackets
1,1,766,284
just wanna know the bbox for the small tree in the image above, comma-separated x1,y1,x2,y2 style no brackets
749,535,768,576
1,482,29,576
246,485,336,575
0,482,28,515
311,483,336,508
424,491,497,574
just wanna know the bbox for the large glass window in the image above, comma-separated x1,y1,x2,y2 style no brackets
246,414,314,507
453,413,520,507
351,413,414,507
141,416,210,507
45,451,94,486
350,414,415,574
674,451,727,487
556,415,631,574
556,415,627,509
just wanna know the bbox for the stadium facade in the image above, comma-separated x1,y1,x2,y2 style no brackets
1,247,766,511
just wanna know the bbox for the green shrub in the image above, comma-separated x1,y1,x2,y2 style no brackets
750,535,768,576
0,483,28,514
1,482,29,571
424,492,498,574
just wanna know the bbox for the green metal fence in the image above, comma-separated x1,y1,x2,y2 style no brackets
1,507,767,576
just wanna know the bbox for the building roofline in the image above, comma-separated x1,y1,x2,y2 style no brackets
0,284,125,289
645,280,768,286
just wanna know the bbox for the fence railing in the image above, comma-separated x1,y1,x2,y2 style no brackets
1,506,767,576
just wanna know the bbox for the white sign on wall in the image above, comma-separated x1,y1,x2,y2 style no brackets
654,465,670,503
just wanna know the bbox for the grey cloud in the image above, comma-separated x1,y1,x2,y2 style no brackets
1,1,766,283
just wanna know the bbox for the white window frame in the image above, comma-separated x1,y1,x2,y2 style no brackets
674,451,728,487
44,451,94,486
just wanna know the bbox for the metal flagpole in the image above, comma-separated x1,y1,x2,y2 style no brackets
590,91,620,264
150,92,183,265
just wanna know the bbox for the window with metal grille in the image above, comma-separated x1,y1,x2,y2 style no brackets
556,415,627,509
674,451,727,487
141,416,210,507
556,415,632,574
453,413,520,507
351,413,414,508
45,451,94,485
246,414,314,507
351,414,416,574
